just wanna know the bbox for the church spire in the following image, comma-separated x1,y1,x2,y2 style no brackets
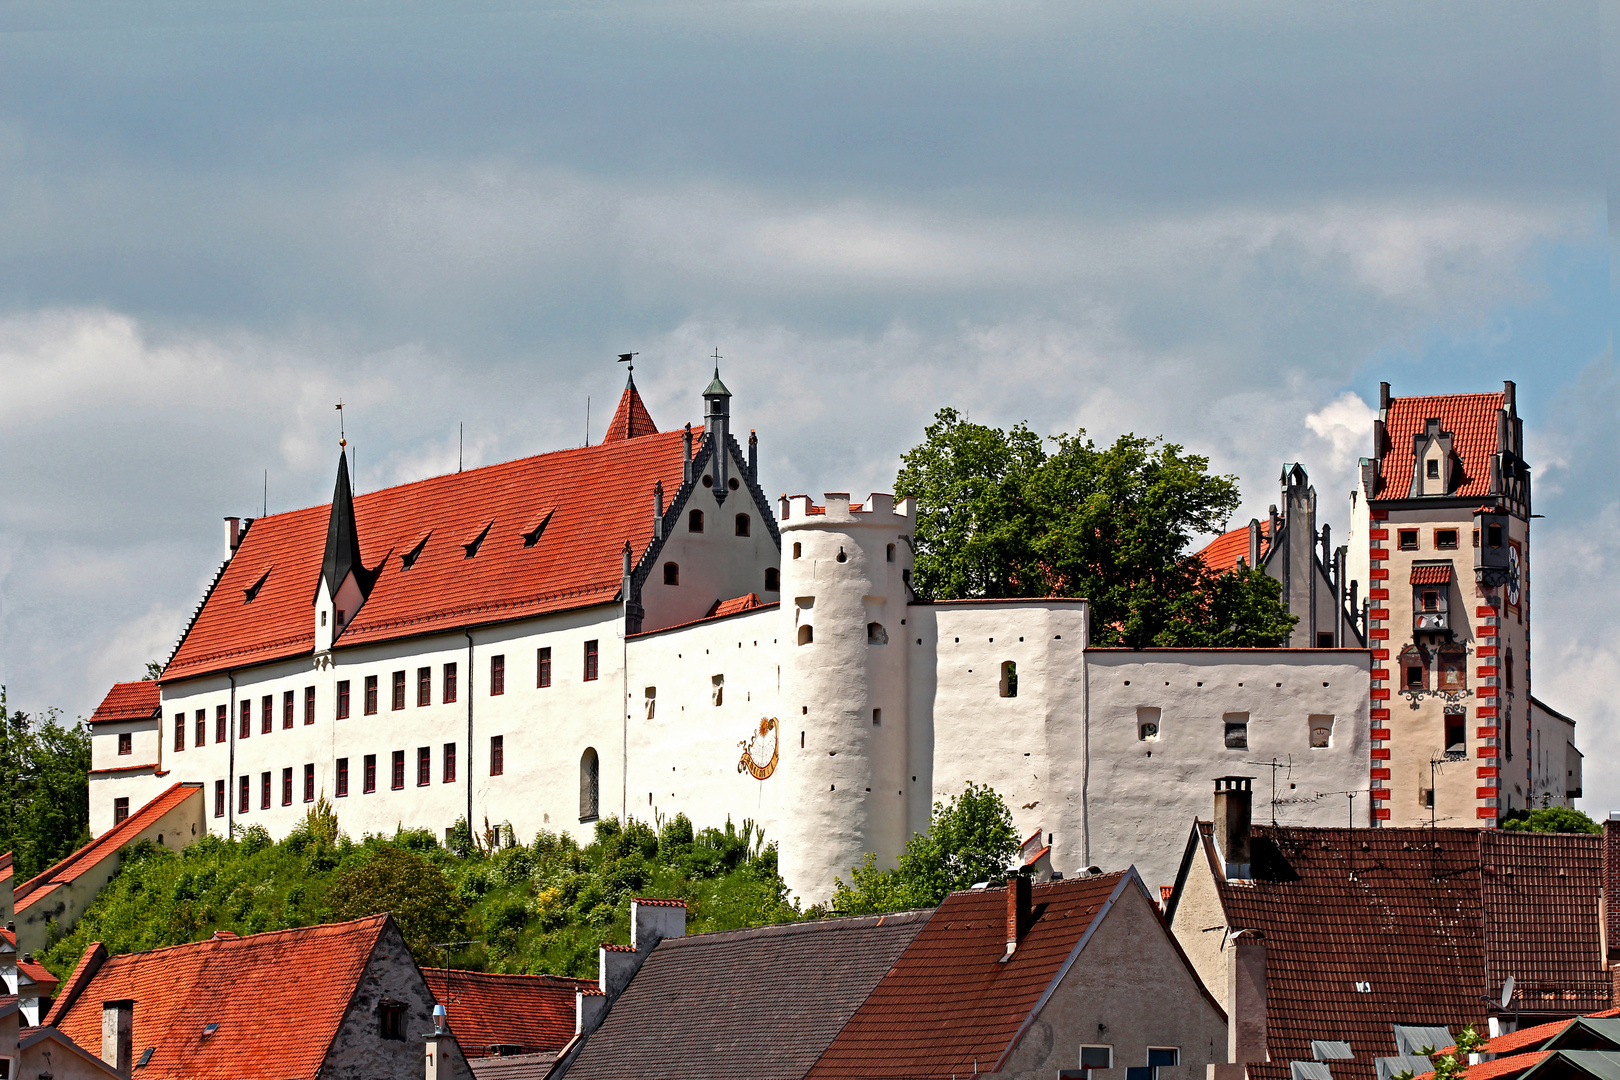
320,450,377,600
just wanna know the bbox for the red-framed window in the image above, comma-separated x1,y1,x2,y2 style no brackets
303,763,315,803
363,754,376,793
364,675,378,715
443,662,457,703
537,647,551,688
174,713,186,752
490,655,505,696
443,742,457,783
214,779,225,818
490,735,504,776
216,704,227,743
392,670,406,711
337,680,351,720
260,770,272,810
417,746,431,786
281,767,293,806
196,709,207,748
304,685,316,725
336,757,350,797
417,667,431,707
239,775,250,813
240,699,252,739
261,695,273,735
118,732,132,755
391,750,405,790
584,640,599,682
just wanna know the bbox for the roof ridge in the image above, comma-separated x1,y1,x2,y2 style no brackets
16,782,199,902
96,911,391,965
663,907,936,947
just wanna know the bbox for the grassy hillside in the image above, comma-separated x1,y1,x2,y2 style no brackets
41,807,799,979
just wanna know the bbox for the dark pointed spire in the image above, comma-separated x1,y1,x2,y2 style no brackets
320,450,377,599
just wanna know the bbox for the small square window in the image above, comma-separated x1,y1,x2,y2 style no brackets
113,796,130,824
1080,1046,1113,1070
1309,715,1333,749
1223,714,1249,750
1435,529,1459,549
1427,459,1440,479
1138,707,1161,742
118,732,133,755
1398,530,1420,550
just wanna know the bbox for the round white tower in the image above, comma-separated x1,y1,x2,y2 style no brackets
775,491,915,905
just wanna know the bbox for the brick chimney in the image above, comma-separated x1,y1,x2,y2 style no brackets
1227,930,1269,1066
102,999,133,1075
1214,777,1254,880
1606,814,1620,998
1005,876,1033,956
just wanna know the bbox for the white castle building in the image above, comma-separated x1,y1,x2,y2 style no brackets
82,370,1566,903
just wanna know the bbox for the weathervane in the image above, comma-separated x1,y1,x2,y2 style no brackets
618,352,638,376
335,400,347,448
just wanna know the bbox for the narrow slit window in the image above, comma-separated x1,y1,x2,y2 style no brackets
537,647,551,688
872,708,881,725
792,542,801,559
337,680,351,720
490,655,505,696
490,735,504,776
999,661,1018,698
886,543,895,562
442,662,457,703
417,667,431,707
712,674,724,707
645,687,656,719
580,747,600,821
364,675,378,715
583,640,599,682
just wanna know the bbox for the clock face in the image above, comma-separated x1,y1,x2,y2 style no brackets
1506,544,1521,607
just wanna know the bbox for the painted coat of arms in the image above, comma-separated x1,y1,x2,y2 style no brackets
738,718,779,780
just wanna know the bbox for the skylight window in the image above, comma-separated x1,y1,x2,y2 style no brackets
521,509,554,548
400,532,430,570
463,520,494,558
202,1023,219,1037
243,567,272,603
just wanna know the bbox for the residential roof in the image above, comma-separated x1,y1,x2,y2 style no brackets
1519,1051,1620,1080
88,680,161,724
17,1025,125,1078
565,909,933,1080
1411,564,1454,585
18,958,58,995
807,873,1141,1079
1415,1051,1552,1080
14,783,202,912
600,378,659,443
470,1050,563,1079
423,968,592,1057
708,592,765,618
1192,824,1609,1080
1198,520,1271,574
164,410,703,682
1482,1011,1620,1057
47,914,393,1080
1375,393,1504,501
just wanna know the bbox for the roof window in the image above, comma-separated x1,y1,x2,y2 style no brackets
243,567,271,603
521,509,553,548
463,520,494,558
400,532,430,570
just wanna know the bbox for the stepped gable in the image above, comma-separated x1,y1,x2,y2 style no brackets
1376,392,1504,500
14,783,201,913
46,915,391,1079
165,423,699,682
1198,520,1272,574
806,873,1128,1079
600,377,659,443
88,680,161,725
423,968,593,1058
566,909,932,1080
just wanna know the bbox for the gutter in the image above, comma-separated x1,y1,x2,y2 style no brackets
465,631,475,837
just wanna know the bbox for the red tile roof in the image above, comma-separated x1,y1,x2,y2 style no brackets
423,969,592,1057
47,915,393,1080
15,783,201,912
88,680,160,724
600,380,659,443
707,592,765,618
1469,1012,1620,1058
1415,1051,1551,1080
1411,564,1454,585
1376,393,1504,501
807,874,1134,1078
165,423,703,681
18,959,57,994
1197,520,1271,574
1200,825,1609,1080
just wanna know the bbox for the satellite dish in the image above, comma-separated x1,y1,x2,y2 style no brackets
1500,976,1515,1009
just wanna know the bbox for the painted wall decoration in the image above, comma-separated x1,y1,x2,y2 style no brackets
738,717,779,780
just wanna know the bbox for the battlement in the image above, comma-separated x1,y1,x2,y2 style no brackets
778,492,914,525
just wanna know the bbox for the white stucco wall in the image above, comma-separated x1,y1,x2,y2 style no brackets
1084,649,1371,891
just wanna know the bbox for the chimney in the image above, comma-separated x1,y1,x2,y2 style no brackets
682,423,693,485
1247,519,1261,568
425,1005,449,1080
1503,379,1515,412
1378,381,1391,415
653,482,665,540
1213,777,1253,879
223,517,242,559
1605,815,1620,970
1227,930,1269,1065
102,999,133,1075
1267,505,1280,547
1005,876,1033,956
748,429,758,482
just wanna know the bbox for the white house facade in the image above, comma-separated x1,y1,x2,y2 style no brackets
89,370,1434,902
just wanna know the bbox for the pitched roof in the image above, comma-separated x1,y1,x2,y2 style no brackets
1198,520,1271,574
708,592,765,618
565,909,932,1080
1482,1011,1620,1057
1411,564,1454,585
470,1050,563,1079
600,379,659,443
88,680,161,724
165,425,702,681
1376,393,1504,501
15,783,202,912
48,915,392,1080
423,968,592,1057
806,874,1133,1079
1416,1051,1552,1080
1201,825,1609,1080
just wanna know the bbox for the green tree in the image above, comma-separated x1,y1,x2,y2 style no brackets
1500,807,1601,834
895,408,1296,647
1394,1024,1485,1080
830,782,1020,915
326,845,467,956
0,687,92,880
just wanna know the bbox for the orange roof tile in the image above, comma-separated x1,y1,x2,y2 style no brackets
165,424,705,681
424,969,592,1056
88,680,160,725
707,592,764,618
1377,393,1504,501
1197,521,1272,574
15,783,201,912
600,380,659,443
18,959,57,993
807,874,1132,1078
1411,564,1454,585
1415,1051,1551,1080
1481,1012,1620,1057
48,915,392,1080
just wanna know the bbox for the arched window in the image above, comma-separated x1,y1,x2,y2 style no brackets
797,624,814,646
663,562,679,586
999,661,1018,698
579,748,600,821
886,544,895,562
735,514,751,537
687,509,703,532
764,567,779,592
792,542,801,559
866,622,887,644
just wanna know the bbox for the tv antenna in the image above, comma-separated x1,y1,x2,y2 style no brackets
1244,756,1293,826
1316,789,1364,828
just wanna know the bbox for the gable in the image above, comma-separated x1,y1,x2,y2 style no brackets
1376,394,1504,502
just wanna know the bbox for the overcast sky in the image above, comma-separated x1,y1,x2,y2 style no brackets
1,1,1616,808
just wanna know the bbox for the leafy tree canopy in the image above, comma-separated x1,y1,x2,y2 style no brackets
1500,806,1601,834
829,782,1020,916
0,686,92,880
895,408,1296,648
326,845,467,956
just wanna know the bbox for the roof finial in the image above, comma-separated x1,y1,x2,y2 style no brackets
618,352,638,378
336,400,347,448
711,347,722,377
